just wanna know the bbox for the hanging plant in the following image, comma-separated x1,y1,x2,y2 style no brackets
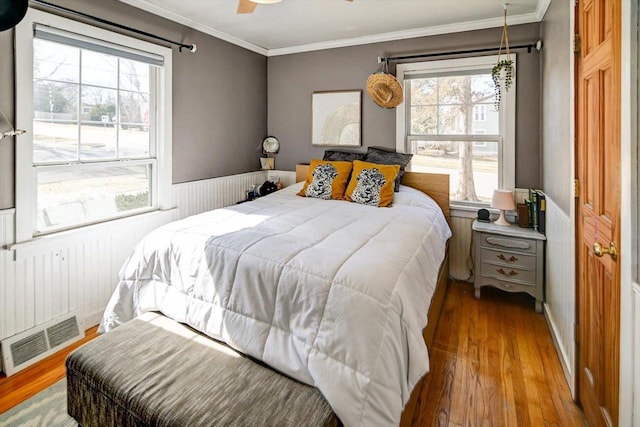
491,60,513,110
493,4,514,111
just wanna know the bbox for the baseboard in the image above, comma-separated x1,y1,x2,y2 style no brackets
82,310,105,331
544,303,575,399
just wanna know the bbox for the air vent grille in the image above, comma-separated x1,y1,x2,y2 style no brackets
10,331,48,366
47,316,80,348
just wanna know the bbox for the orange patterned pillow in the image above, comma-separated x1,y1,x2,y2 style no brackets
345,160,400,207
297,159,353,200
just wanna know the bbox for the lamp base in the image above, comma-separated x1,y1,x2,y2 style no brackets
493,210,510,226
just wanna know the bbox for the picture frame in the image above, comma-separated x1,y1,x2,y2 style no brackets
312,90,362,147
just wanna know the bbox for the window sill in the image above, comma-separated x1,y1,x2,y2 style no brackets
6,208,176,260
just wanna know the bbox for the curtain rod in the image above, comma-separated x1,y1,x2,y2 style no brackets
30,0,197,53
378,40,542,64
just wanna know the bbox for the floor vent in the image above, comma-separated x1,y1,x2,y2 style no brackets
1,312,84,376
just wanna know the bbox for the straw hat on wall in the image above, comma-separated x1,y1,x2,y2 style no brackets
366,72,403,109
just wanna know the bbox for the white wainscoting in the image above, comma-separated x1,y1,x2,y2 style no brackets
634,283,640,425
0,171,271,343
543,196,575,397
172,171,268,219
449,216,474,281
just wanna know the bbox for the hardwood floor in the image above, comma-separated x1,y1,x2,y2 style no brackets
412,281,585,426
0,282,584,426
0,326,98,414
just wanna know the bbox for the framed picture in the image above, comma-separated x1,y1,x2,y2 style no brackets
312,90,361,147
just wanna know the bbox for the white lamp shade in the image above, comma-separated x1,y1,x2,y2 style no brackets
251,0,281,3
491,189,515,211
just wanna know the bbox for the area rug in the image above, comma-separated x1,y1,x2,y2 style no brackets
0,379,77,427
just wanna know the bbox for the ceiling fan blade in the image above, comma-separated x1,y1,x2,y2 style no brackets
237,0,257,14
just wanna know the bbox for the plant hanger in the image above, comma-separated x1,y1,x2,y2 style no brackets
491,3,514,110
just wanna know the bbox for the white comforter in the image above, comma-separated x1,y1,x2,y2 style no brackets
100,182,451,426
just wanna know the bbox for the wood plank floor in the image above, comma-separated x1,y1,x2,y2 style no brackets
0,282,584,426
412,281,585,426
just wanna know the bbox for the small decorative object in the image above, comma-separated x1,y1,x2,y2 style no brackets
262,136,279,154
491,189,516,226
477,208,491,223
259,180,278,196
491,4,514,111
366,60,403,109
312,90,361,147
260,157,275,170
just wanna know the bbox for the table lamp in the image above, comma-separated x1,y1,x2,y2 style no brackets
491,189,515,226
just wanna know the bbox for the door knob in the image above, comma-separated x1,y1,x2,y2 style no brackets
592,241,618,260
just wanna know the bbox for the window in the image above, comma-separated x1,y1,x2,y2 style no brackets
16,10,172,241
396,56,515,206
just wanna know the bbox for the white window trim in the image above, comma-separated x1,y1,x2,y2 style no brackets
15,8,173,244
395,55,516,207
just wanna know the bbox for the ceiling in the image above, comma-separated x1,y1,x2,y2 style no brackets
118,0,550,56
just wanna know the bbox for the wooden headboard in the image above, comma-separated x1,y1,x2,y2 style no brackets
295,164,450,221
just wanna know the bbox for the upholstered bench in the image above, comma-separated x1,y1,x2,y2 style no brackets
66,312,339,427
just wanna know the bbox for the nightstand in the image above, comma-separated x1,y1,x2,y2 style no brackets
472,220,546,313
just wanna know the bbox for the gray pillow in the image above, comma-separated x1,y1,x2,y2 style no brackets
323,150,366,162
364,147,413,192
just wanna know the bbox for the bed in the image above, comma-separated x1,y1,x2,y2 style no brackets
99,168,451,427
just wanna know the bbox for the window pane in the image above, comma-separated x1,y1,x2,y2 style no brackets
33,81,79,163
36,164,151,232
470,75,494,102
409,73,499,137
119,59,150,93
81,50,118,88
410,105,437,134
472,103,499,134
410,140,498,203
438,105,468,134
80,86,117,159
34,39,79,83
409,78,437,105
438,76,466,104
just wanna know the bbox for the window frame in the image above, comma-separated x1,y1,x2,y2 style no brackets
395,55,516,207
15,9,173,243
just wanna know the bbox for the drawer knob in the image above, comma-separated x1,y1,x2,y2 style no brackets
497,254,519,262
496,268,518,277
504,283,512,289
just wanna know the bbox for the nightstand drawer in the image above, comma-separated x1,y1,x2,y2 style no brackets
479,262,536,286
479,233,536,255
479,247,536,269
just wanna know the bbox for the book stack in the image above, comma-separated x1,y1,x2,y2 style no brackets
525,189,546,233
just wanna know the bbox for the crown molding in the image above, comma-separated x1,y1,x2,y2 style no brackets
117,0,268,56
117,0,548,58
535,0,553,20
267,12,541,57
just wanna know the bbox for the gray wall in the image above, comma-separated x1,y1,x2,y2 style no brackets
0,0,267,209
541,0,572,214
268,23,542,189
